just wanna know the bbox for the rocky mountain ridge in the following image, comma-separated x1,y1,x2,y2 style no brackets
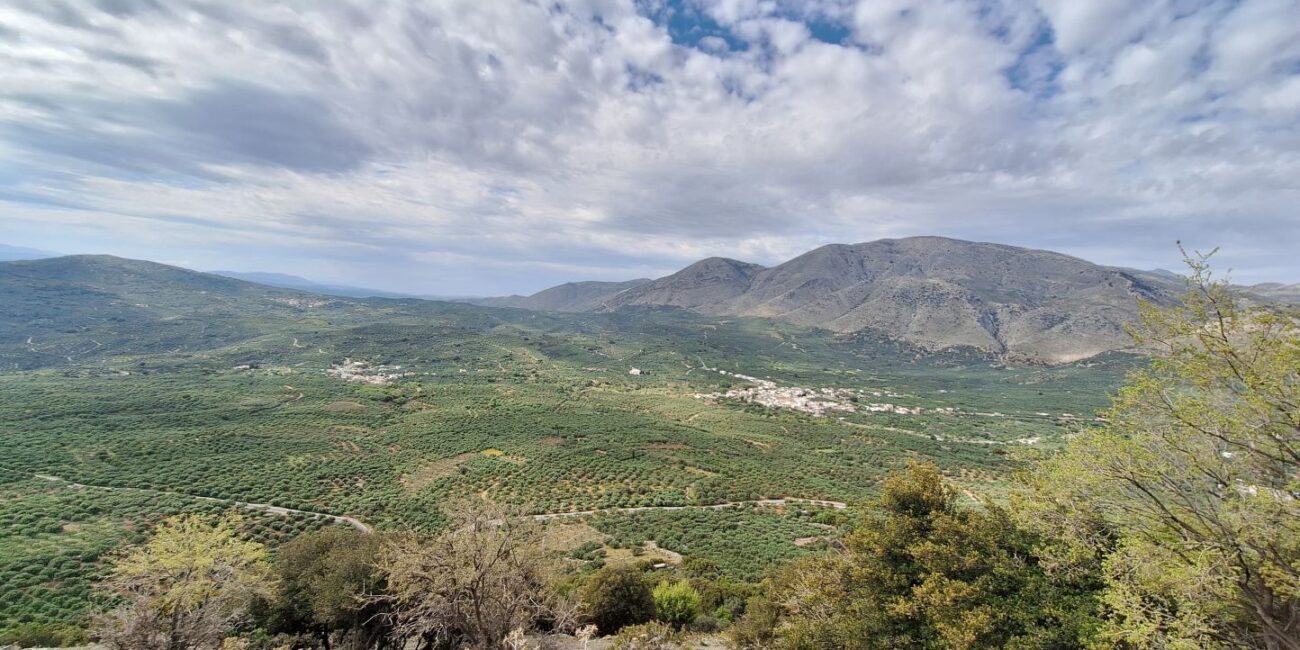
488,237,1191,363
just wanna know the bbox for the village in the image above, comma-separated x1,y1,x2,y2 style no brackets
325,358,412,385
692,368,923,418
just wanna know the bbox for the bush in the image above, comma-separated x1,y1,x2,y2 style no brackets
687,615,723,633
580,565,655,635
0,622,89,648
680,557,720,579
724,596,781,649
652,579,700,629
610,621,677,650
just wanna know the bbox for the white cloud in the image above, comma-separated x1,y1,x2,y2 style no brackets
0,0,1296,294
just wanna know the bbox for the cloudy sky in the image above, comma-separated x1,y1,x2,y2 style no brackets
1,0,1297,294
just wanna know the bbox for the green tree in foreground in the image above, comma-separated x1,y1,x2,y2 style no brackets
268,527,392,649
581,564,656,634
1024,251,1299,649
652,579,701,629
94,513,276,650
731,462,1102,649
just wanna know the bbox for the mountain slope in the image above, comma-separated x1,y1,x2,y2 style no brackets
1245,282,1300,305
0,255,367,369
211,270,414,299
733,238,1176,362
606,257,766,312
559,237,1184,362
0,255,618,370
474,278,651,311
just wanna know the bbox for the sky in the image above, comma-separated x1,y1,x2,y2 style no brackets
0,0,1297,295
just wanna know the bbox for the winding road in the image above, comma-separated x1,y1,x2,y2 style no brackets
13,470,373,533
10,468,848,535
530,497,848,521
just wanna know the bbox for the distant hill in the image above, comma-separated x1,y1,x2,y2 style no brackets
0,243,59,261
6,245,1287,369
502,237,1191,363
0,254,580,370
210,270,415,299
472,279,652,311
0,255,369,369
1245,282,1300,305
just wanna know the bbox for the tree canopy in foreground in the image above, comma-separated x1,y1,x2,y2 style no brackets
1024,251,1299,649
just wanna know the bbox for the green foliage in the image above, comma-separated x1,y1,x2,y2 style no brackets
0,264,1132,633
725,596,782,649
0,474,334,638
581,564,656,634
735,462,1103,649
267,527,389,646
95,513,277,650
591,507,830,581
652,579,701,628
680,557,721,579
0,622,89,648
1022,251,1300,649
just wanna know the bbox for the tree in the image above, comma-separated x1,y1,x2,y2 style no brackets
94,513,276,650
732,462,1102,649
269,527,392,649
376,500,569,650
681,557,721,579
1023,251,1300,649
580,564,656,634
652,579,701,629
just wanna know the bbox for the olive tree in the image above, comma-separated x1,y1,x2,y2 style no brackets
271,527,393,649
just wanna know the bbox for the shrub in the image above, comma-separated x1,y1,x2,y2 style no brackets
0,622,89,648
580,565,655,634
724,596,781,650
610,621,677,650
652,579,700,629
687,615,723,633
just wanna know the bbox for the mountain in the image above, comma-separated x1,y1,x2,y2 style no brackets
607,258,766,311
0,255,369,369
210,270,415,299
0,254,594,370
0,243,59,261
521,237,1187,363
1245,282,1300,305
473,278,652,312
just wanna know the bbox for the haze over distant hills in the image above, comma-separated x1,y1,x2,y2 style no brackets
482,237,1195,363
473,279,653,312
5,237,1295,366
210,270,419,299
0,243,59,262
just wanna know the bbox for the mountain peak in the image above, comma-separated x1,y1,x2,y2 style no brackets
512,237,1189,362
681,256,765,272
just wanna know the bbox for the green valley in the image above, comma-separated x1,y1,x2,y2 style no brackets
0,256,1134,637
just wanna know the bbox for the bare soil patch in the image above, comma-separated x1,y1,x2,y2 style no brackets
647,442,690,450
400,452,477,493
